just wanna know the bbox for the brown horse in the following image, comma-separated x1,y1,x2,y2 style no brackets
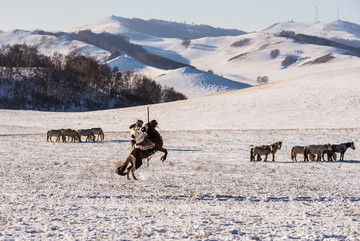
115,120,167,180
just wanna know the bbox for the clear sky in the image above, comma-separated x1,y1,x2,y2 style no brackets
1,0,359,32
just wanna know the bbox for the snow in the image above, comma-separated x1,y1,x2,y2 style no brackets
264,20,360,48
1,65,360,239
134,32,360,87
0,30,111,62
107,54,147,72
153,67,251,98
66,16,130,35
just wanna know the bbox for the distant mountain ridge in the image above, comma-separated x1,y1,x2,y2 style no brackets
68,15,247,39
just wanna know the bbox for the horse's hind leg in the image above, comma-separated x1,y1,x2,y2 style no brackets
127,155,138,180
130,168,138,180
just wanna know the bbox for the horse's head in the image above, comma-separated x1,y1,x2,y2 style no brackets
149,120,158,129
350,142,355,150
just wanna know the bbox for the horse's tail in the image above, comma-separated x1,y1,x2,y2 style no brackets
115,155,133,176
290,147,294,161
250,148,254,162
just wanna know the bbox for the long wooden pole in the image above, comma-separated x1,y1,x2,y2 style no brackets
147,106,150,122
146,106,150,166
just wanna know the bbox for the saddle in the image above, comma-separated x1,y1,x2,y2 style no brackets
136,137,156,154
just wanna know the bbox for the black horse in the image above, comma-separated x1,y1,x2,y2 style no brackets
328,142,355,161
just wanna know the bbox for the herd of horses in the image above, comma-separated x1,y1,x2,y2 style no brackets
46,128,104,143
46,120,356,181
251,141,355,162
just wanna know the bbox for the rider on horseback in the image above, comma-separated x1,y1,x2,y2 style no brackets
129,119,143,149
132,120,158,155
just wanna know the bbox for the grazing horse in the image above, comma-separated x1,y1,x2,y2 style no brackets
46,129,65,142
290,146,305,161
61,128,81,142
330,142,355,161
115,120,167,180
66,129,81,143
250,141,282,162
78,129,95,142
304,144,332,162
91,128,105,141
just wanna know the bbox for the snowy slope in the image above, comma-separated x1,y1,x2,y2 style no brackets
67,16,130,35
107,54,147,72
0,29,111,61
264,20,360,48
153,67,251,98
1,66,359,133
136,32,360,86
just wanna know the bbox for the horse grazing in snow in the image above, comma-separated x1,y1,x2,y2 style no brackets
115,120,167,180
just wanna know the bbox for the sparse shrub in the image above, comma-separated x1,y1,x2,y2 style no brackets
281,55,298,67
270,49,280,58
182,38,191,48
302,54,335,65
257,76,269,84
231,38,251,47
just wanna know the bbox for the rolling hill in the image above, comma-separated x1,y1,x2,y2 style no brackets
1,16,360,100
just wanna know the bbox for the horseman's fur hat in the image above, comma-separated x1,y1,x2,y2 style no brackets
136,119,143,126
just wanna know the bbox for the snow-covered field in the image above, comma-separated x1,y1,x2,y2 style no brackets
1,65,360,239
1,129,359,240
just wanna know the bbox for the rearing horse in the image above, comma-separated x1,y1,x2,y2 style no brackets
115,120,168,180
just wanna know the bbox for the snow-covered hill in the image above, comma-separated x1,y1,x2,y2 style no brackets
135,31,360,86
264,20,360,48
67,15,246,40
1,66,359,133
0,29,111,62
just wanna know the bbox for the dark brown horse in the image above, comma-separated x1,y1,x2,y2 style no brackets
115,120,167,180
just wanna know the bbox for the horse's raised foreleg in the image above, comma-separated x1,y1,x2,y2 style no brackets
158,147,168,162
